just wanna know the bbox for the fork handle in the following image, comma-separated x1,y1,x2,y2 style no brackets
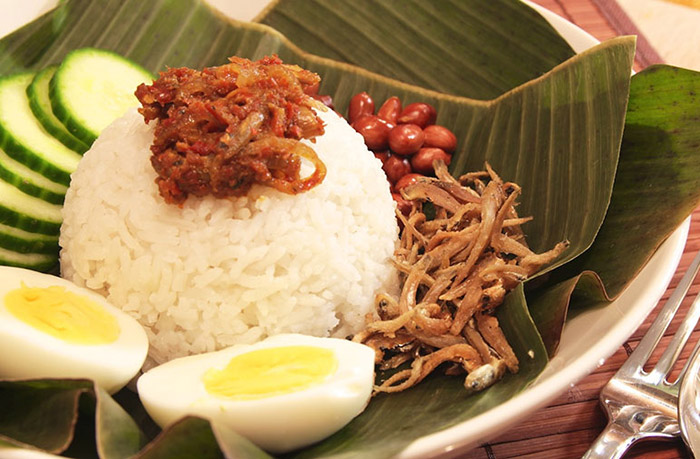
582,421,638,459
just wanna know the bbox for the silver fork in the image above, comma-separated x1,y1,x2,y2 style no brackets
583,248,700,458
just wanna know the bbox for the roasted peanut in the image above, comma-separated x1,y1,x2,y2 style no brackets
311,93,334,109
374,151,390,165
348,92,459,187
352,115,392,151
348,92,375,123
383,155,412,184
410,147,451,175
388,124,424,156
423,125,457,152
377,96,402,124
397,102,437,128
394,173,422,192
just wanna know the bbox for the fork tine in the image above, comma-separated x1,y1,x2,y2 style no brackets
649,291,700,383
620,249,700,374
677,326,700,383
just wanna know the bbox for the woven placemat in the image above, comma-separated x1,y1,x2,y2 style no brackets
534,0,664,69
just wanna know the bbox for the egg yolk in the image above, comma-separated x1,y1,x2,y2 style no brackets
4,284,120,345
203,345,338,400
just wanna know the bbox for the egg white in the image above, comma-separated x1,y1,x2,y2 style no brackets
137,333,375,453
0,266,149,393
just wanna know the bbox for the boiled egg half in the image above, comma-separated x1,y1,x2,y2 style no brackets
0,266,148,393
137,333,375,453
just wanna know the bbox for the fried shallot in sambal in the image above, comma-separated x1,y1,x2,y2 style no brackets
136,55,326,205
354,160,568,394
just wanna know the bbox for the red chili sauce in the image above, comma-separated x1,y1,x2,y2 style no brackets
135,55,326,205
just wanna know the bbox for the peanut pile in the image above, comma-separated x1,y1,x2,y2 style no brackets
346,92,458,214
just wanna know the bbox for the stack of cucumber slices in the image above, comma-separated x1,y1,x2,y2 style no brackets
0,48,153,270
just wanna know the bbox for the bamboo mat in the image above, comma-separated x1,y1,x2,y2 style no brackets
463,1,697,457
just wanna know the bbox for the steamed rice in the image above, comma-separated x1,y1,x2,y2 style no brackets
59,106,399,365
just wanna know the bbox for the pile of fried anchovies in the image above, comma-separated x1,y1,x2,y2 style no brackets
354,161,568,394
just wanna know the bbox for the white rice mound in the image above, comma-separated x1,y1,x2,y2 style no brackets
59,106,399,366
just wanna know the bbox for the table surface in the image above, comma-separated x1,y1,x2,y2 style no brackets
464,2,698,457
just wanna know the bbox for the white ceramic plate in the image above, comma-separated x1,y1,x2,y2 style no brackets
0,1,689,458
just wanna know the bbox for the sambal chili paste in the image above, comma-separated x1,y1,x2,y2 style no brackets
135,55,327,205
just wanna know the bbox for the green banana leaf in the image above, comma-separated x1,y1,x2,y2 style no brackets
256,0,576,99
549,65,700,298
528,64,700,354
0,0,698,457
0,379,146,457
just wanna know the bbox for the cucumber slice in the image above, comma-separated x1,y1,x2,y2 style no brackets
27,66,91,154
0,178,62,235
0,73,82,186
0,146,67,205
0,244,57,271
0,222,58,255
50,48,153,145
